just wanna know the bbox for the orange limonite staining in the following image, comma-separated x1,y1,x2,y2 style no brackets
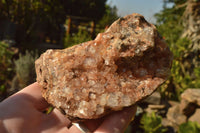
35,13,173,121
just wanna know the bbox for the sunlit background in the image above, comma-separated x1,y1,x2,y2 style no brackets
107,0,164,23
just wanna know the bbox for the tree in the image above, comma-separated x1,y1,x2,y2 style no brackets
181,0,200,77
0,0,108,49
0,0,66,47
155,0,200,100
97,5,119,29
61,0,107,21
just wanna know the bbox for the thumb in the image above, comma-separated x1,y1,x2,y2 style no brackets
95,105,137,133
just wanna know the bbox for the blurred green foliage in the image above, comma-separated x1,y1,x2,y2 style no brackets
0,41,14,94
97,5,119,28
61,0,107,21
178,121,200,133
64,4,118,48
0,0,107,48
155,0,200,100
0,0,66,46
64,29,92,48
13,51,38,89
140,112,167,133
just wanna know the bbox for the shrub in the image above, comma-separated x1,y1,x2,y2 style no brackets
13,51,38,89
178,121,200,133
0,41,14,96
155,1,200,100
64,29,92,48
140,112,167,133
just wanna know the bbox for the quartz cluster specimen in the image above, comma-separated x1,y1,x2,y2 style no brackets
35,13,173,121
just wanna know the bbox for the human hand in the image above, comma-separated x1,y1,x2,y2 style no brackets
0,82,137,133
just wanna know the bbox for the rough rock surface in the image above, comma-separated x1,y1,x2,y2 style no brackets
181,89,200,106
189,108,200,125
35,13,173,121
142,91,161,105
166,105,187,125
180,89,200,116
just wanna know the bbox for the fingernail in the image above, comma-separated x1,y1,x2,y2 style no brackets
73,122,92,133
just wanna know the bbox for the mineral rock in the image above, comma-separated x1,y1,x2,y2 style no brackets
35,13,173,121
166,105,187,125
189,108,200,125
181,89,200,106
142,91,161,105
180,89,200,116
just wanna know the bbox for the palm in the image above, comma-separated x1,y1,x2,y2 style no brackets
0,83,136,133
